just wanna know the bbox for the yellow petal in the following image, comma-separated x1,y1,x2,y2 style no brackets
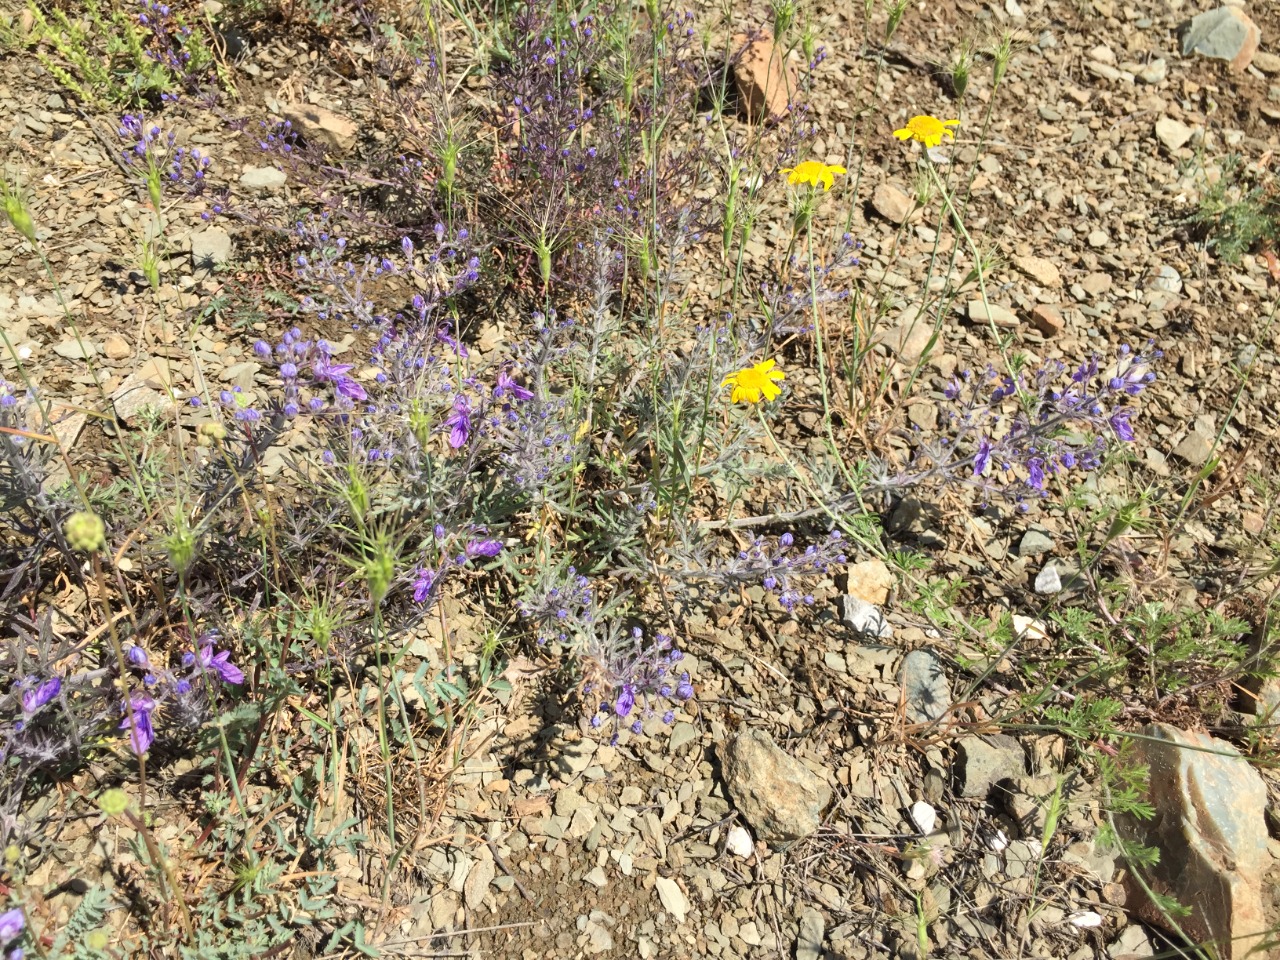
893,128,912,140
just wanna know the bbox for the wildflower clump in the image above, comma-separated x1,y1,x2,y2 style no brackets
721,360,786,404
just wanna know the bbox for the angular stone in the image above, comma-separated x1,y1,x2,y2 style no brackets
900,650,950,724
881,315,936,362
1155,117,1194,151
967,301,1019,327
1173,430,1213,465
796,908,824,960
871,183,916,224
281,102,359,154
1034,563,1062,594
1179,6,1262,73
1018,529,1054,558
1030,304,1064,337
103,335,132,359
1120,724,1270,958
112,373,174,425
840,595,892,638
955,734,1025,798
842,558,892,605
239,166,287,192
1138,58,1167,84
722,728,831,842
462,856,494,910
731,31,796,123
53,339,98,359
1013,254,1062,288
654,876,690,923
191,226,232,269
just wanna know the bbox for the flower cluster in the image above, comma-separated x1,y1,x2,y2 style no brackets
0,907,23,960
119,632,244,755
119,114,212,204
873,343,1161,505
581,626,693,745
252,327,368,414
518,566,594,646
136,0,214,93
718,531,848,611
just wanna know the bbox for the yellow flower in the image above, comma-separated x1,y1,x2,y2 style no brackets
721,359,785,404
782,160,847,191
893,115,960,148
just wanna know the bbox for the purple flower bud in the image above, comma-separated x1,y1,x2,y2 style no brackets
413,568,436,603
127,645,150,667
465,539,503,559
0,908,24,944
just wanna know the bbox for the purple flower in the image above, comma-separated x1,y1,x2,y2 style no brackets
446,397,472,449
465,539,503,559
494,368,534,403
1109,409,1135,442
127,645,150,668
413,568,436,603
973,437,992,477
0,909,23,944
676,673,694,700
1027,458,1046,491
313,359,367,402
198,646,245,685
21,677,60,715
614,684,636,718
121,695,156,755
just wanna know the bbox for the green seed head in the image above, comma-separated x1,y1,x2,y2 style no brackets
65,510,106,553
1,179,36,248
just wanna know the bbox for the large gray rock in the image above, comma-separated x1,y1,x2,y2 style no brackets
900,650,951,724
191,226,232,269
1179,7,1261,73
955,734,1024,798
722,728,831,842
1120,723,1270,959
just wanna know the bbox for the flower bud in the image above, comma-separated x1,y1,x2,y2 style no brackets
64,511,106,553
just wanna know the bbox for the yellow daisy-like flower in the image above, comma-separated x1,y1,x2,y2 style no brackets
893,115,960,148
781,160,848,191
721,359,785,404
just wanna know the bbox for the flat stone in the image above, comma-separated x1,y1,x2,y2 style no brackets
583,866,607,888
956,734,1025,798
1035,563,1062,594
1254,51,1280,74
881,316,935,362
722,728,831,842
1137,57,1167,84
1087,229,1109,247
1155,117,1194,151
1013,255,1061,288
843,558,892,605
654,876,690,923
840,595,892,638
1030,304,1064,337
1173,430,1213,465
871,183,916,224
1149,264,1183,294
1080,271,1112,295
1179,6,1261,73
103,335,131,359
281,102,359,154
731,31,796,123
239,166,287,192
191,226,232,269
1018,529,1054,558
796,909,824,960
900,650,951,724
1120,724,1270,958
967,301,1019,327
53,339,98,359
112,374,173,424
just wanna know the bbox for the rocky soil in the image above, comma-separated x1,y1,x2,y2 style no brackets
4,0,1280,958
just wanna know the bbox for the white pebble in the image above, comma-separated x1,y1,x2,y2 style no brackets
1069,911,1103,928
910,800,937,835
725,825,753,858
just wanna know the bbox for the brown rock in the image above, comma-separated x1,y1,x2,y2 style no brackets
281,103,359,154
1013,255,1062,288
722,728,831,842
1120,724,1270,959
1030,304,1064,337
732,32,797,123
843,559,893,605
104,335,132,359
871,183,917,225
